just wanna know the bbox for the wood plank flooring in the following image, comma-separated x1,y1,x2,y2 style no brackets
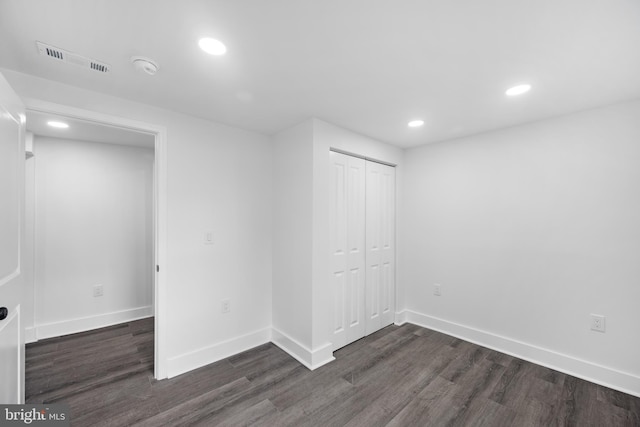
26,318,640,426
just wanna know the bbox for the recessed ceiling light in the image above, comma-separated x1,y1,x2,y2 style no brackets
198,37,227,56
505,84,531,96
47,121,69,129
408,120,425,128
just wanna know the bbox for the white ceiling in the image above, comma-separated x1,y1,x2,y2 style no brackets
26,110,155,148
2,0,639,148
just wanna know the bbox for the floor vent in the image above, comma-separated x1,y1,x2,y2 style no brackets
36,41,111,74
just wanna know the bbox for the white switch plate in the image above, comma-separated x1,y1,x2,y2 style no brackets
590,314,605,332
434,284,442,296
93,284,104,297
204,231,214,245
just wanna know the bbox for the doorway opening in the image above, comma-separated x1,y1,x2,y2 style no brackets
23,100,167,380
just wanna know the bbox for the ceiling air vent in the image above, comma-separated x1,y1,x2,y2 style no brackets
36,41,110,74
44,46,64,60
90,61,109,73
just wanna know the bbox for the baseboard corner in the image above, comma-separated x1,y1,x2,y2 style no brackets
271,327,335,370
394,309,408,326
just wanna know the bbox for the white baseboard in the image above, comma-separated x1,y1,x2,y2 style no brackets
401,309,640,398
166,327,271,379
271,327,335,370
166,326,335,379
394,310,408,326
35,306,153,341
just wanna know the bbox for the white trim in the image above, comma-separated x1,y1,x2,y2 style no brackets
310,342,335,369
0,84,23,289
152,112,168,380
34,306,152,341
24,327,36,344
21,98,168,380
17,305,24,404
0,305,22,403
166,327,272,379
271,327,335,370
329,147,397,167
401,309,640,398
23,98,164,137
0,270,20,289
394,310,407,326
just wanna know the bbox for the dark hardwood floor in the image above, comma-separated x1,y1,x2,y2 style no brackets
26,318,640,426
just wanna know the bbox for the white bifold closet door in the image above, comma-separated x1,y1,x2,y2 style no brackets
330,152,366,350
330,151,395,351
364,159,396,335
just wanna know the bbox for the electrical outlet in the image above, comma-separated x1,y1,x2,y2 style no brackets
434,284,442,296
590,314,605,332
221,299,231,314
93,284,104,297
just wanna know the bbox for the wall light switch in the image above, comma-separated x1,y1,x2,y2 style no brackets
204,231,214,245
93,284,104,297
434,284,442,296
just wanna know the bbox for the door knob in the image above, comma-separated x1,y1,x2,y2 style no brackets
0,307,8,321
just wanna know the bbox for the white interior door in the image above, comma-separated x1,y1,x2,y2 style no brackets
365,160,396,335
0,72,26,404
330,151,366,350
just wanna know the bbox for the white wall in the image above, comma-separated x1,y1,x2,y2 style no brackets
272,118,403,368
32,136,153,338
401,100,640,396
2,69,273,378
272,120,314,360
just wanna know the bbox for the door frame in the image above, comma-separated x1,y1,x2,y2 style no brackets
23,98,169,380
0,73,26,403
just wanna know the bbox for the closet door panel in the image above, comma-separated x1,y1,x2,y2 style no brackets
330,152,366,350
365,161,396,335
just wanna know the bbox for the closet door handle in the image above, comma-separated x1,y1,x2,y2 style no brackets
0,307,7,321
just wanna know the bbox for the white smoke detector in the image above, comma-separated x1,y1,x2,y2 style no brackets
131,56,159,75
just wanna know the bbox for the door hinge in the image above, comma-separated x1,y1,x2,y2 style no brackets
156,265,159,272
